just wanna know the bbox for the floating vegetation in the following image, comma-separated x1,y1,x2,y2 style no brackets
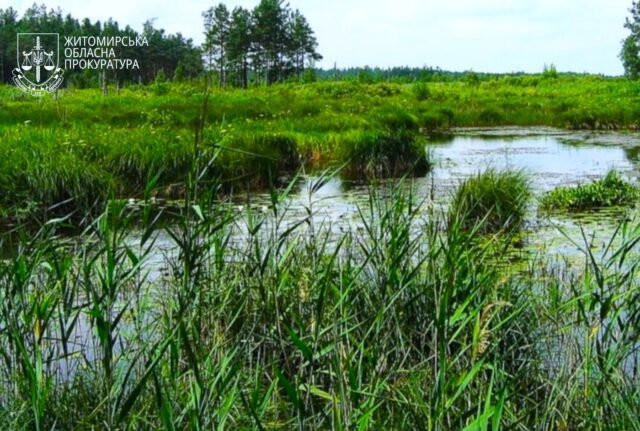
540,170,640,211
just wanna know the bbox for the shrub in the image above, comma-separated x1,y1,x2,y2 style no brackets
542,63,559,79
412,82,431,101
540,170,639,211
450,169,531,233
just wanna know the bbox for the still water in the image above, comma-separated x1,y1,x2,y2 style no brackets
147,129,640,270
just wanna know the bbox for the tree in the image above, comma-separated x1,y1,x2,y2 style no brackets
1,6,201,87
287,10,321,79
252,0,288,84
203,4,230,86
0,7,19,83
227,7,252,88
621,1,640,78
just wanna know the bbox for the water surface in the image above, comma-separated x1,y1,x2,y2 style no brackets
148,129,640,266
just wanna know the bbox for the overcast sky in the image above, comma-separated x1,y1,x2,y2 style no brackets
3,0,633,75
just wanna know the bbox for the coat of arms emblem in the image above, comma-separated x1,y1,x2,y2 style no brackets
12,33,64,96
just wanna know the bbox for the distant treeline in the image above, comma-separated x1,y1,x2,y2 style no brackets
0,3,617,90
0,4,202,87
313,64,588,83
0,1,321,89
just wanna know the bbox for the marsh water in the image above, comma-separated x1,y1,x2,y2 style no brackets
144,128,640,269
52,128,640,379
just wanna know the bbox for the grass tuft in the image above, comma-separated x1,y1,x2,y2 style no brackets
337,129,431,179
449,169,532,233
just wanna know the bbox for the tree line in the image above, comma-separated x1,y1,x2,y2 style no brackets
0,4,202,87
202,0,321,87
0,1,321,89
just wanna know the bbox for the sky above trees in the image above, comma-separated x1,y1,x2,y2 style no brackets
5,0,632,75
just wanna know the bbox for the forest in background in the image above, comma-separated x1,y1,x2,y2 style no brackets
0,1,321,88
4,0,640,91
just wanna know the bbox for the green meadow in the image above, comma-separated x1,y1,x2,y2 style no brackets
2,74,640,430
1,74,640,220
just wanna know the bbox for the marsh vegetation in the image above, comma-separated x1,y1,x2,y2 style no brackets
1,76,640,221
3,0,640,427
2,75,640,428
1,163,640,429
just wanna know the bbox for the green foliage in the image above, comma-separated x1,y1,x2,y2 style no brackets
301,68,317,83
336,129,430,178
449,169,532,233
151,69,170,95
412,81,431,101
154,69,167,83
622,1,640,79
2,171,640,429
621,36,640,79
217,132,301,188
540,170,640,211
542,63,559,79
0,5,202,86
203,0,321,87
0,76,639,218
478,107,504,125
464,70,481,86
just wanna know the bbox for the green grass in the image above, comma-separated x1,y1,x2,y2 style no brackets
540,170,640,211
449,169,532,233
336,128,431,179
0,75,640,219
0,168,640,429
1,73,640,429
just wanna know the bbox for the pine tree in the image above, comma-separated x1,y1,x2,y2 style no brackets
252,0,288,84
287,10,321,79
203,4,230,86
0,8,19,83
228,7,252,88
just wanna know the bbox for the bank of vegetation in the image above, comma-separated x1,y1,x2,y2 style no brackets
1,75,640,221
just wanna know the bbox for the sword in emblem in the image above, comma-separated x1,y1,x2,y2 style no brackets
22,36,55,83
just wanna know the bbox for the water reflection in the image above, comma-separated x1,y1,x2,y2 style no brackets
147,131,640,265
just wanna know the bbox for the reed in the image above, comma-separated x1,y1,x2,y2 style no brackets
0,166,638,429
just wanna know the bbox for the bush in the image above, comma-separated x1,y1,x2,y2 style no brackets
450,169,531,233
412,82,431,101
543,63,559,79
540,170,639,211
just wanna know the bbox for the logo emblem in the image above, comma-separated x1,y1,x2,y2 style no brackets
12,33,64,96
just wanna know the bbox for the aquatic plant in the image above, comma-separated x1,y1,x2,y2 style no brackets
1,172,640,429
337,129,431,179
540,170,640,211
449,169,532,233
0,76,639,218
